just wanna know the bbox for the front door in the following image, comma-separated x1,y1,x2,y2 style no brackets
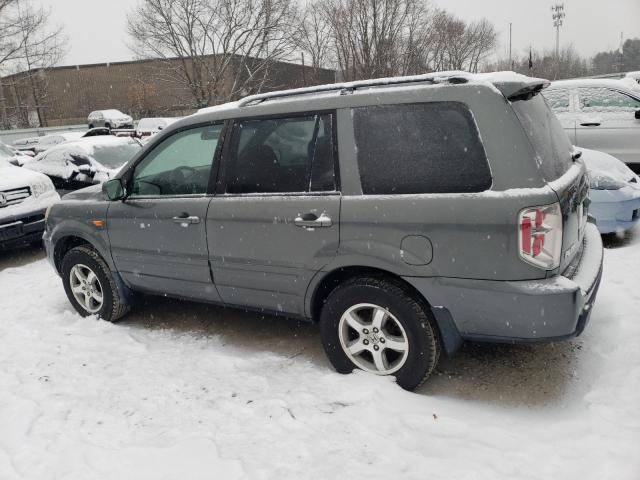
208,112,340,316
108,123,224,301
575,87,640,164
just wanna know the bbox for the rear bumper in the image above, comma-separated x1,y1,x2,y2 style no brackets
405,222,604,346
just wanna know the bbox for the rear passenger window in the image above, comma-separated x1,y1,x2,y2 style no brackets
225,114,336,194
543,89,571,112
353,102,491,194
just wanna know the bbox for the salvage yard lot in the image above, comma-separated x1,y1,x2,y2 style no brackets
0,236,638,480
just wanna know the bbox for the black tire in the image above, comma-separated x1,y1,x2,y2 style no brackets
61,245,130,322
320,276,440,391
105,123,111,130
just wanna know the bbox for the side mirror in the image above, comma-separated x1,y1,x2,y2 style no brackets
635,110,640,120
103,178,125,201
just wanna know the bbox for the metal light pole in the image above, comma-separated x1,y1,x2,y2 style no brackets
551,4,565,59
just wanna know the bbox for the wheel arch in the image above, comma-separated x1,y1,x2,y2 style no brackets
53,234,105,274
307,265,463,357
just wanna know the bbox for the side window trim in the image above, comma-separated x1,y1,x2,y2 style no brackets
125,121,225,199
216,110,340,197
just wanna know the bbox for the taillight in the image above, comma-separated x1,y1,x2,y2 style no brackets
518,203,562,270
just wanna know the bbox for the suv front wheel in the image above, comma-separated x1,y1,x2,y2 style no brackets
320,276,440,391
61,245,130,322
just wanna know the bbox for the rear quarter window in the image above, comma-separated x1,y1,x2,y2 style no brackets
512,95,573,181
352,102,492,195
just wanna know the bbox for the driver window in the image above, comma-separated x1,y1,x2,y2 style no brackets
131,124,223,196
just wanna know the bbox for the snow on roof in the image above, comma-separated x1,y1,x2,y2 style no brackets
196,101,241,115
549,78,640,91
195,71,549,116
101,109,126,116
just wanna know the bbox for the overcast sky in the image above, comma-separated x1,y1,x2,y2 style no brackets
32,0,640,66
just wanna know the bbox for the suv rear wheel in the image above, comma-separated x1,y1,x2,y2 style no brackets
61,245,130,322
320,276,440,391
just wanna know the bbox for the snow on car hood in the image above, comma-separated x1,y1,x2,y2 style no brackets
24,136,141,183
0,159,52,189
61,183,104,201
577,147,639,185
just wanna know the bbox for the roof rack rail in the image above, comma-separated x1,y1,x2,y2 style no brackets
238,72,471,107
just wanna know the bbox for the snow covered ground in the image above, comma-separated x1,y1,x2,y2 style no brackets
0,235,638,480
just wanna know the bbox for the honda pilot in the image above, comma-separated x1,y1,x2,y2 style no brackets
43,72,604,390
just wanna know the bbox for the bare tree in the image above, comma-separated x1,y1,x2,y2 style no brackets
323,0,431,81
10,1,66,126
0,0,23,67
426,10,497,73
0,0,66,128
313,0,496,81
294,2,333,84
127,0,298,109
486,44,588,81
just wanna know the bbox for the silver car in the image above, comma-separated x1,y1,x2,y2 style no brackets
43,72,603,390
87,109,133,130
544,79,640,168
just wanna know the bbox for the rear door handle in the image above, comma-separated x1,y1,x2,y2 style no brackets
173,214,200,225
294,212,332,228
580,122,601,127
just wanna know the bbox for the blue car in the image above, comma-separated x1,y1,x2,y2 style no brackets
580,147,640,234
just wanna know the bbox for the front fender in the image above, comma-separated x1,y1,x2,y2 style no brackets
47,200,115,273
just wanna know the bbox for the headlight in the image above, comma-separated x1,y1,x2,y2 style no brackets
589,173,627,190
31,179,54,197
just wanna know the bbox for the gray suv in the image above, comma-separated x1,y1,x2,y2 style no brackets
43,72,604,390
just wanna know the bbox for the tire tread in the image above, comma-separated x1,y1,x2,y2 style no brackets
65,245,130,321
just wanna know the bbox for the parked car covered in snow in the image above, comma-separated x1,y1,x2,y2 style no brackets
579,147,640,234
24,136,142,189
543,79,640,168
624,71,640,86
88,110,133,130
44,72,604,391
11,131,85,155
32,132,86,154
135,117,179,138
0,157,59,249
0,141,34,166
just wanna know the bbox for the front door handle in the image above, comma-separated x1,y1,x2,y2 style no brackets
294,212,332,229
173,214,200,225
580,122,601,127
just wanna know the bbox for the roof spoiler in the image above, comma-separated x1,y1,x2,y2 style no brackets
494,79,551,101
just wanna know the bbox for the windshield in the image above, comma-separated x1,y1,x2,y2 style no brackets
91,142,141,168
511,94,573,181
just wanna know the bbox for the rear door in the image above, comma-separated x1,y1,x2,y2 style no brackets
543,88,577,144
208,112,340,316
575,87,640,164
512,94,589,271
107,123,224,301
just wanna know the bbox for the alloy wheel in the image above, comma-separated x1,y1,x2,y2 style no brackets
69,263,104,314
338,303,410,375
